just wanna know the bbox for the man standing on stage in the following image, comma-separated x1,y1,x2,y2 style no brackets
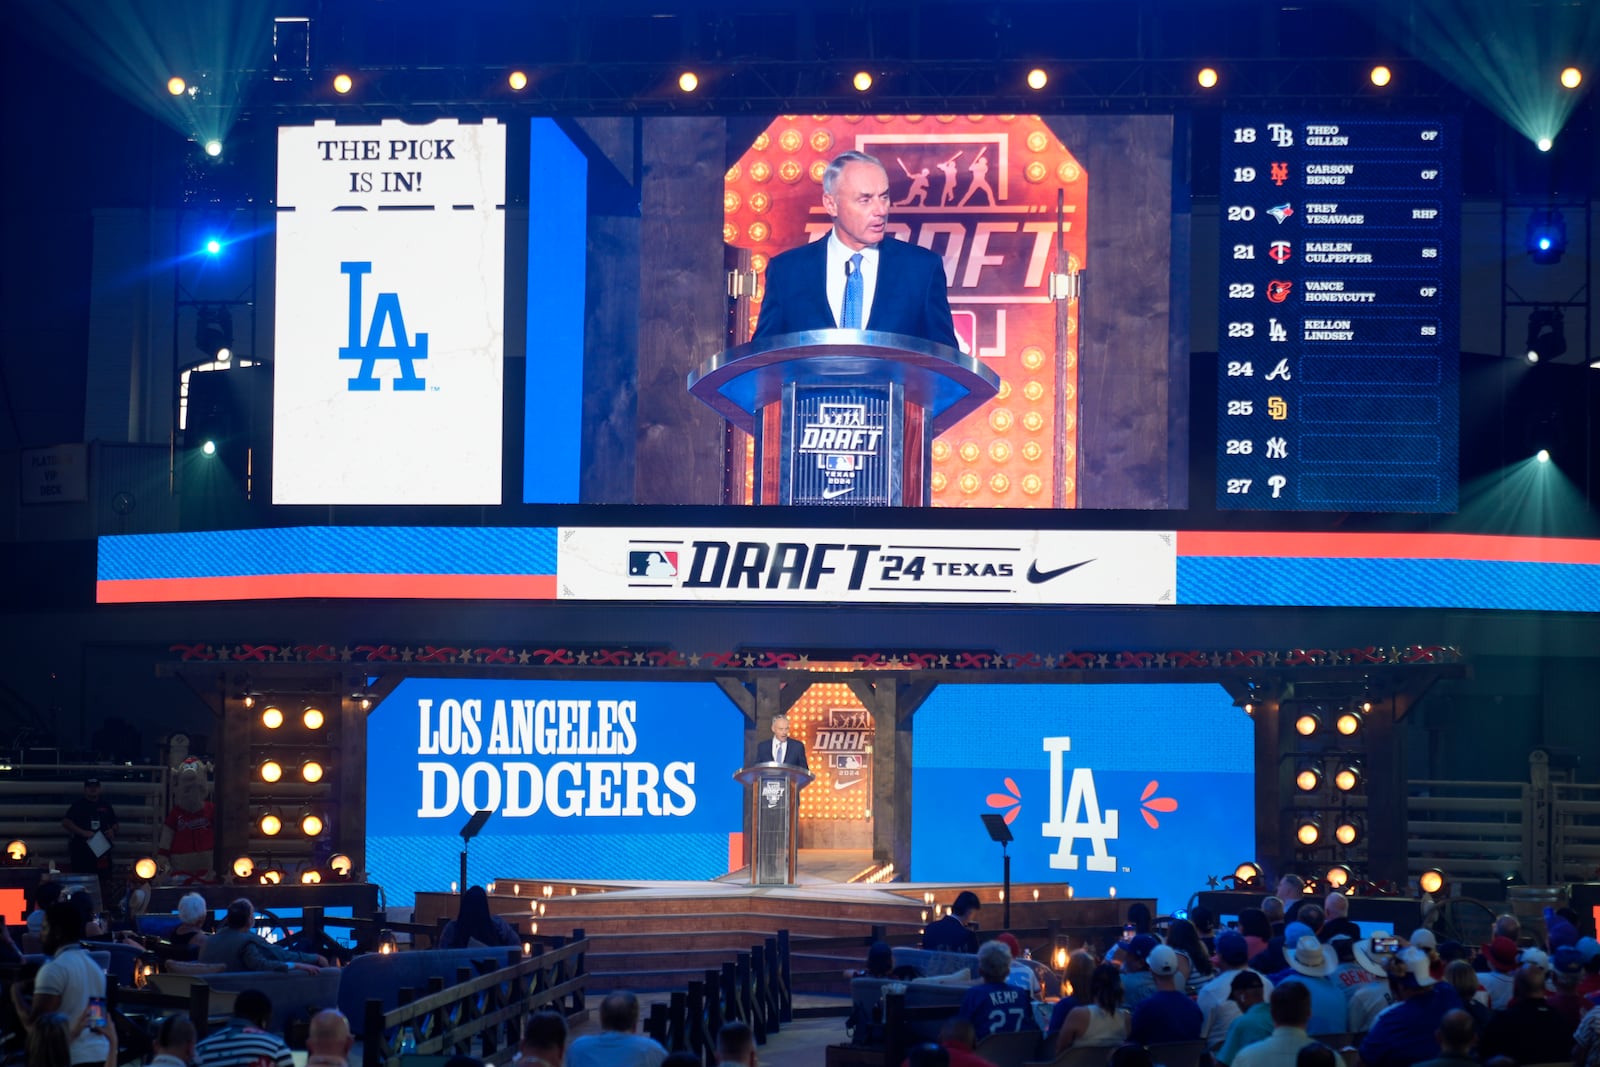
62,778,117,902
756,714,808,770
752,150,958,349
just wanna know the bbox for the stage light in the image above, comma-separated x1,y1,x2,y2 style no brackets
233,856,254,879
678,71,699,93
329,853,353,877
302,760,324,783
1562,67,1583,89
300,869,322,884
262,705,284,729
1538,137,1554,152
260,811,282,836
303,706,325,730
1370,65,1392,87
260,760,283,783
1325,864,1354,889
1296,816,1323,846
1527,210,1567,264
853,71,873,92
301,812,325,836
4,839,27,863
508,70,528,91
1419,868,1447,895
1361,701,1372,713
1526,306,1567,361
1027,68,1048,90
333,73,353,94
1234,861,1263,885
378,929,397,954
200,440,217,457
204,139,222,158
1335,711,1362,736
1335,817,1362,845
259,867,283,885
134,857,158,880
204,239,222,255
243,695,256,709
1294,713,1320,737
1537,449,1551,464
1197,67,1219,89
1334,763,1362,792
1296,767,1322,793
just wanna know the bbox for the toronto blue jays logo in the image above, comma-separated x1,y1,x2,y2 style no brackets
340,261,428,392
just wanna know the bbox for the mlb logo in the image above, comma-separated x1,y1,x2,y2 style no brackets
628,551,678,578
823,454,860,471
952,310,978,354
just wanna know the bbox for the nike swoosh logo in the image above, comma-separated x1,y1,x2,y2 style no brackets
822,486,853,499
834,778,864,790
1026,559,1095,584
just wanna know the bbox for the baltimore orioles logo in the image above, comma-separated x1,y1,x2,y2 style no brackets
1266,280,1293,303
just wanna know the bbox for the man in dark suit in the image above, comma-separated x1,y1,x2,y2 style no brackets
752,150,958,349
754,714,808,770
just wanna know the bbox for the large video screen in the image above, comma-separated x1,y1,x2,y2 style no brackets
911,683,1253,903
273,118,506,505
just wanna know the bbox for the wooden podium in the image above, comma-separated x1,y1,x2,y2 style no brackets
734,761,813,885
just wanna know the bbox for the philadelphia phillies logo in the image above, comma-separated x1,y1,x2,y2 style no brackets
340,261,428,392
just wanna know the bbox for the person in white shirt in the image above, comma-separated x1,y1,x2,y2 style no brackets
150,1014,197,1067
1199,931,1275,1050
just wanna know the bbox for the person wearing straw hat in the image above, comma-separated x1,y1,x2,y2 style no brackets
1345,938,1399,1033
1274,936,1345,1035
1359,948,1461,1067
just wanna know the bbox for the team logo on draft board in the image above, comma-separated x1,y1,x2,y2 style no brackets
1266,280,1293,303
1270,162,1289,186
1269,241,1292,263
340,261,428,392
1267,203,1294,224
814,708,873,792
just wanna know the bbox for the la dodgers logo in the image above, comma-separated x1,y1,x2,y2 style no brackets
340,261,428,391
1041,737,1119,871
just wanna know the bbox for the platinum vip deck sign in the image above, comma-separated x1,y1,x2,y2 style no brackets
273,118,506,505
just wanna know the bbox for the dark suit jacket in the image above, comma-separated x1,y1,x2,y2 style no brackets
755,738,809,770
752,232,959,348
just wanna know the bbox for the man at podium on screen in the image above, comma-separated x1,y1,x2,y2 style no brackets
752,150,958,349
755,714,809,770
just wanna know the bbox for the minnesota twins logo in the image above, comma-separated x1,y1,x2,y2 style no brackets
340,261,428,392
1269,241,1292,263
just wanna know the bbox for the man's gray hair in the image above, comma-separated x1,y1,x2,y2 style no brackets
823,150,886,195
976,939,1013,982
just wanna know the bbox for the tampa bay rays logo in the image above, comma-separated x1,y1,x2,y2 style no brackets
340,261,428,392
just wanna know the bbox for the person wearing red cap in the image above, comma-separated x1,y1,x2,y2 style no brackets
1475,936,1518,1010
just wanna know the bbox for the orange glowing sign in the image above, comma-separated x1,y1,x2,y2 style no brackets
726,115,1087,507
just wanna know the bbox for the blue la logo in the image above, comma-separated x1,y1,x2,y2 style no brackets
340,261,428,391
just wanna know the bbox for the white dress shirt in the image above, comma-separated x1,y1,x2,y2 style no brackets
825,229,880,329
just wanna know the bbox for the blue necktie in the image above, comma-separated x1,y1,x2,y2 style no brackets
842,252,864,328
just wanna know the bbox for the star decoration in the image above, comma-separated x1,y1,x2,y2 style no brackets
517,651,530,665
632,652,646,665
576,651,590,664
688,653,701,666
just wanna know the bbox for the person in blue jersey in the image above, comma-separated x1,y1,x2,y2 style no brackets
959,941,1040,1042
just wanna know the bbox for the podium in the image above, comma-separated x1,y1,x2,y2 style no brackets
687,329,1000,506
734,762,813,885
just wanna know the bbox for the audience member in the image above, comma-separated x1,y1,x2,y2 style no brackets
149,1015,197,1067
1251,921,1311,977
1128,945,1202,1045
993,933,1040,998
194,989,294,1067
1411,1010,1477,1067
25,1011,74,1067
170,893,211,957
566,993,667,1067
1573,988,1600,1067
1237,909,1273,961
1479,964,1572,1063
440,886,521,949
1213,972,1271,1066
26,882,63,938
1191,906,1219,955
911,1019,994,1067
1577,936,1600,998
959,941,1037,1042
1289,905,1325,939
1166,918,1213,978
1275,936,1346,1034
200,899,324,974
1198,931,1275,1050
1317,894,1360,943
1293,1044,1337,1067
1116,934,1160,1009
922,892,981,953
1475,936,1518,1010
11,900,110,1067
1544,905,1581,949
1262,897,1287,939
1107,1044,1154,1067
1054,963,1130,1054
1276,875,1306,906
1230,981,1314,1067
1439,959,1486,1034
1326,935,1377,995
306,1011,352,1067
1125,902,1153,935
1358,948,1460,1067
714,1021,755,1066
905,1045,949,1067
1470,916,1519,971
1547,944,1587,1028
1409,928,1443,980
1345,939,1398,1033
516,1010,568,1067
1045,950,1097,1036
